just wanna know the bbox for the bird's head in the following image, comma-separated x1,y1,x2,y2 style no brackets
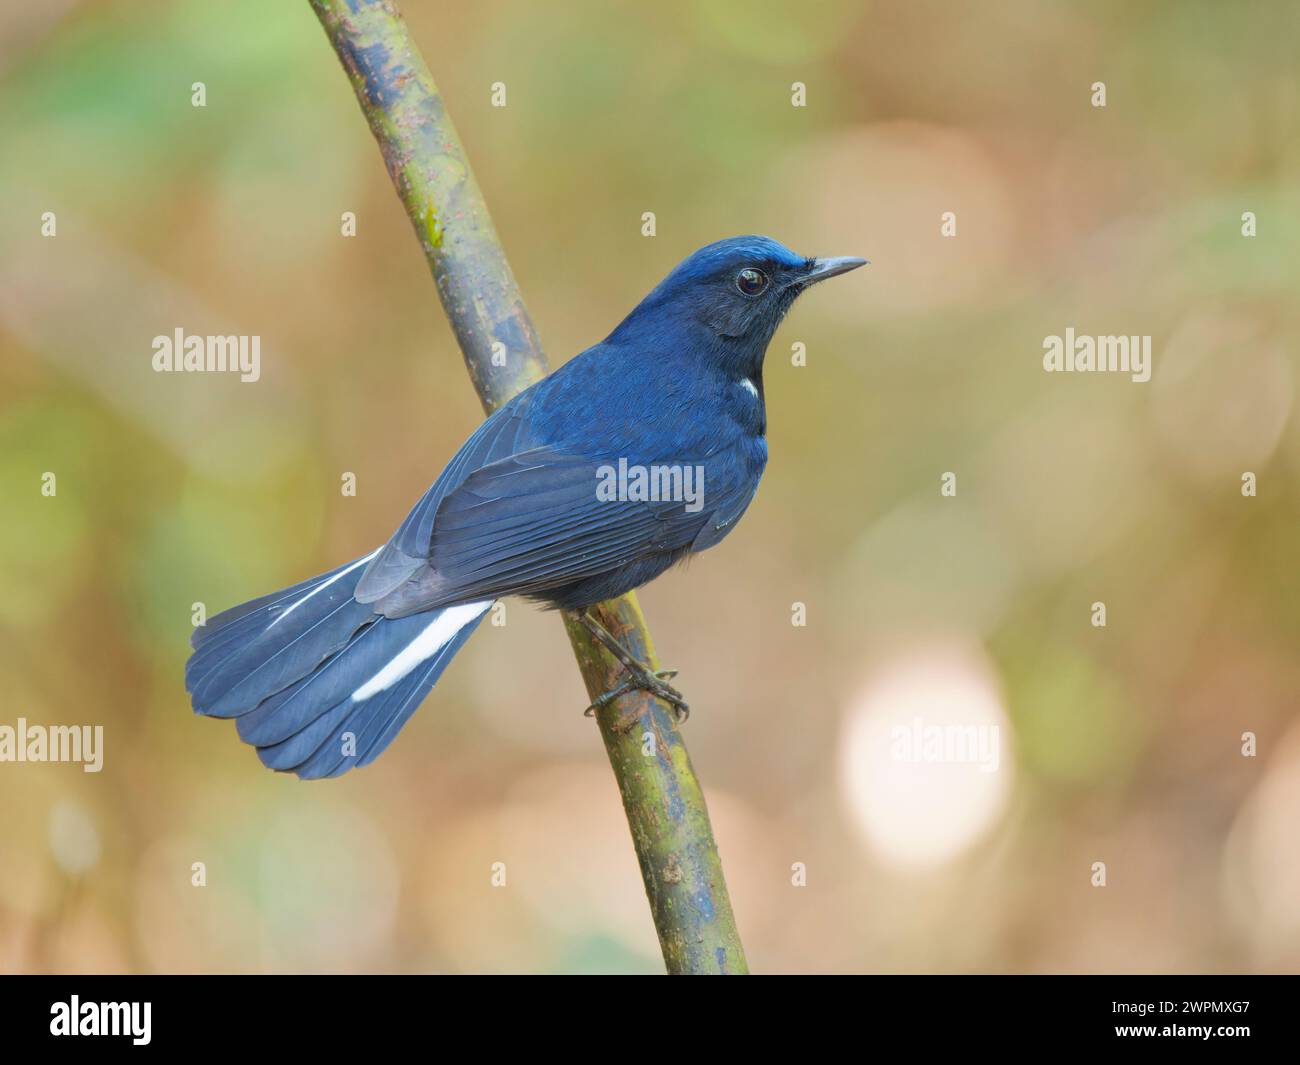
611,235,866,370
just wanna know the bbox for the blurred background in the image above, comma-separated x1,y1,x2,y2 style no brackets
1,0,1298,974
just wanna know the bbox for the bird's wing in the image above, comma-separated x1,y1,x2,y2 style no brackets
378,444,739,610
354,403,539,602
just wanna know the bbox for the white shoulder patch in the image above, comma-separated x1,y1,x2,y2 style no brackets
739,378,759,399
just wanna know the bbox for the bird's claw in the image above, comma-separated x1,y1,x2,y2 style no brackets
577,610,689,722
584,664,689,722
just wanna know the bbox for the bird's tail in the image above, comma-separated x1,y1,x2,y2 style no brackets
185,551,491,779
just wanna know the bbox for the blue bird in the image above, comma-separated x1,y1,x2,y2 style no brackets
186,235,865,778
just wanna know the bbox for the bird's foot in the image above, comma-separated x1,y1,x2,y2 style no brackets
584,665,689,722
578,611,690,723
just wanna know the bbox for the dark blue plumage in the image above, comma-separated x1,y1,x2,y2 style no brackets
187,236,865,777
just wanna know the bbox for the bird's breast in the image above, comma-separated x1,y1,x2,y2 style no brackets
721,372,766,439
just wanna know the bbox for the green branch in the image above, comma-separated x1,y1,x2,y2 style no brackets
309,0,747,975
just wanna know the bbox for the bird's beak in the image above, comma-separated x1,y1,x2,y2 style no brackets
800,256,869,286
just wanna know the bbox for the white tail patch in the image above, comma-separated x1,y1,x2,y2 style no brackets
267,549,381,630
350,601,493,702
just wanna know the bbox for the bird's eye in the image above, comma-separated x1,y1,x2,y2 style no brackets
735,268,768,296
